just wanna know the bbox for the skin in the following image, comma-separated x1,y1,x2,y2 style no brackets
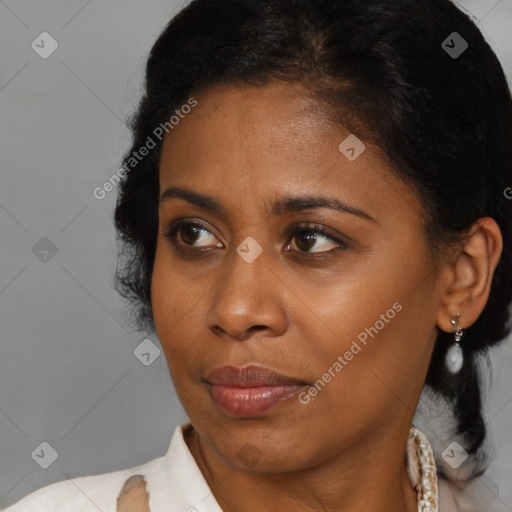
151,81,503,512
116,475,151,512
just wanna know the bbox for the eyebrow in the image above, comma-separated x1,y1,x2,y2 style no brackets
160,186,376,222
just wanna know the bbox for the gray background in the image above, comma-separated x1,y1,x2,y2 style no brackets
1,0,511,509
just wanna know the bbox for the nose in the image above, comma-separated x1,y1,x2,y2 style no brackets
204,245,288,341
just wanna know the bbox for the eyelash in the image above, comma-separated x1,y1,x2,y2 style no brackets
162,219,348,257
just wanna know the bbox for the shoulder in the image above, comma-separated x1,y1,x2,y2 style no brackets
3,423,209,512
438,475,504,512
439,477,461,512
3,454,166,512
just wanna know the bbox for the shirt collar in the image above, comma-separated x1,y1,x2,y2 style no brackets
162,422,440,512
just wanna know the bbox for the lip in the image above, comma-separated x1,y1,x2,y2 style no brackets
205,365,306,387
205,365,307,417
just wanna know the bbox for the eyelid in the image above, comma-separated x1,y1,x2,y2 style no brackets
163,218,222,246
162,219,349,253
162,217,215,233
285,222,349,249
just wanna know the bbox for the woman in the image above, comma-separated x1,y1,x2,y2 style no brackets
5,0,511,510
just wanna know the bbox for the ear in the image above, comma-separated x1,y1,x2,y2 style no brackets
436,217,503,333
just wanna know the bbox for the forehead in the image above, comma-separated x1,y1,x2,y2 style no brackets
163,82,334,157
158,82,422,223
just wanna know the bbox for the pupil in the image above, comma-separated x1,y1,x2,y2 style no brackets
182,225,201,245
297,232,316,251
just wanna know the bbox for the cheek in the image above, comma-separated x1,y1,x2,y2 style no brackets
150,247,210,372
151,248,188,354
294,251,436,408
346,321,434,423
151,252,174,332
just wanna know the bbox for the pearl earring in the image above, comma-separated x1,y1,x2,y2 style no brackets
445,313,464,374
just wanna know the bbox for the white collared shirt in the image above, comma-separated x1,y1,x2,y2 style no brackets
3,423,464,512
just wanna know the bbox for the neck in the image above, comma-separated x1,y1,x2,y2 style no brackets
185,420,419,512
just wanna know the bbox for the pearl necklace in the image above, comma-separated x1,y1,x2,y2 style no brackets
406,425,439,512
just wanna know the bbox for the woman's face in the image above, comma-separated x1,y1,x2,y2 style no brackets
152,81,442,473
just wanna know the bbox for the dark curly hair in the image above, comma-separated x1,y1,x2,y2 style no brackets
113,0,512,483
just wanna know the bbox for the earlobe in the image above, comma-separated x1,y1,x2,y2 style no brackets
436,217,503,333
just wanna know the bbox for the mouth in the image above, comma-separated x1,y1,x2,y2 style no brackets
204,365,308,417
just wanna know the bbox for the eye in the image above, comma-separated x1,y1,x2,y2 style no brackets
162,220,347,254
162,220,222,249
285,223,347,254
